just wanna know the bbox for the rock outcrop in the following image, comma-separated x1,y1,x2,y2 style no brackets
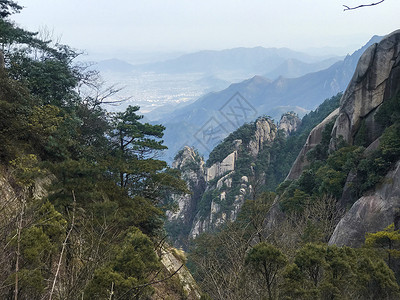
168,114,301,244
286,108,339,180
249,118,277,157
330,30,400,150
278,111,302,137
327,30,400,246
206,151,237,181
166,147,206,248
189,174,251,239
329,160,400,247
156,246,201,299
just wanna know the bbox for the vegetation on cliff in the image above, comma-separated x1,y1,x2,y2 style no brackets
0,2,196,299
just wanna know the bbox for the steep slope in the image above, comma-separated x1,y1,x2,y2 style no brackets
159,36,381,163
327,29,400,246
274,30,400,248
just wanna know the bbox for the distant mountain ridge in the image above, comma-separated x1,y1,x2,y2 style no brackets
135,46,338,75
264,57,343,80
92,58,135,73
94,47,342,80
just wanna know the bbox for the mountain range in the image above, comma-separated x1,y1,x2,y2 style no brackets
155,35,382,163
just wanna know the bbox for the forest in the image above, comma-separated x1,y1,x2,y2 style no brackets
0,1,192,299
1,1,400,300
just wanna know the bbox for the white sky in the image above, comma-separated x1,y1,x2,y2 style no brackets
10,0,400,59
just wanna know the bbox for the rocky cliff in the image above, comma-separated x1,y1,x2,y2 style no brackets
329,160,400,247
330,29,400,150
166,147,206,248
327,30,400,246
276,30,400,248
286,108,339,180
168,113,302,246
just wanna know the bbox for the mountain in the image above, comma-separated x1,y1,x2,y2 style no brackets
157,35,382,163
91,58,136,73
165,95,343,248
134,47,334,76
264,57,343,80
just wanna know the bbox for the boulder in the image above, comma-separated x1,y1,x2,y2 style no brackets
329,160,400,247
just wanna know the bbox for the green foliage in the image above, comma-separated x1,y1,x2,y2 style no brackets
206,122,255,167
375,93,400,128
0,0,22,18
281,145,366,212
9,154,46,186
84,227,160,299
0,6,189,299
264,93,341,191
353,122,400,195
237,191,275,238
354,119,368,147
280,189,310,213
283,243,400,300
365,223,400,269
246,242,287,299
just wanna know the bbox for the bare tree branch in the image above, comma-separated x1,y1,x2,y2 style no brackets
48,190,76,300
14,196,26,300
115,264,184,300
343,0,385,11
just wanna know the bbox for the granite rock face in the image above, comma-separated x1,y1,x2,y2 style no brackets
330,30,400,149
286,108,339,180
278,112,302,137
249,118,277,157
166,147,206,247
327,31,400,247
329,160,400,247
272,31,400,248
206,151,237,181
169,115,299,244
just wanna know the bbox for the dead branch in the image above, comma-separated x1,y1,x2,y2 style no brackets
14,197,26,300
115,264,184,300
48,191,76,300
343,0,385,11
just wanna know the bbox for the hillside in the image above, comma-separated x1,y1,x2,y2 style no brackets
0,5,201,299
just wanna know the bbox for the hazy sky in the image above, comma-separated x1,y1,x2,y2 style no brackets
11,0,400,59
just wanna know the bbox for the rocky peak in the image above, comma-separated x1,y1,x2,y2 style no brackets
172,146,204,171
248,117,277,157
167,146,206,248
330,29,400,150
278,111,302,137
